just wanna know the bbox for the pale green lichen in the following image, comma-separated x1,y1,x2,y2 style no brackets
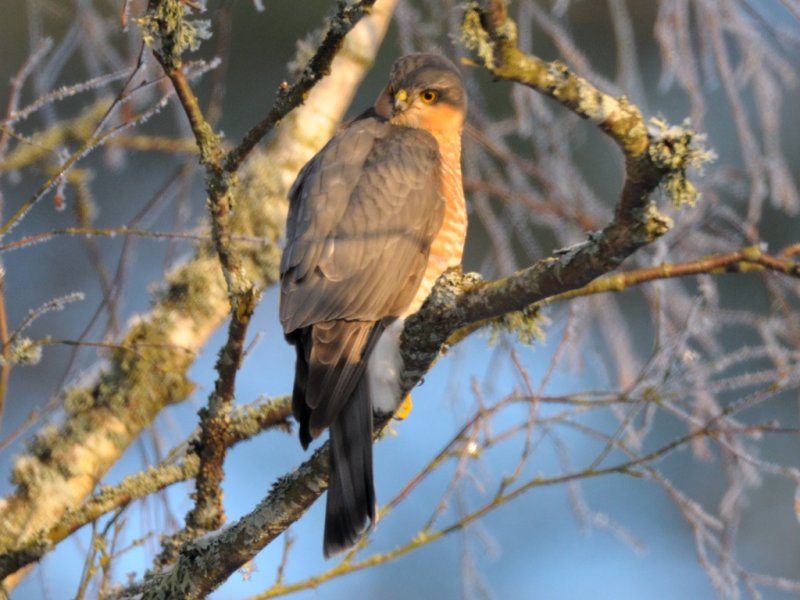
136,1,211,63
288,27,326,79
6,337,43,366
494,12,518,44
460,3,497,70
64,387,96,415
577,85,621,125
489,305,548,346
648,118,716,207
643,202,674,241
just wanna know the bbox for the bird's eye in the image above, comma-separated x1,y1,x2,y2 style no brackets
420,89,439,104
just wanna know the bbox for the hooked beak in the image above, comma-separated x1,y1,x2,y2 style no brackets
393,88,409,113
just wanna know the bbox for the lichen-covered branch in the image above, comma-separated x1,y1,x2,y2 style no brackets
146,0,258,541
116,444,330,600
143,0,382,544
398,0,712,390
0,397,291,581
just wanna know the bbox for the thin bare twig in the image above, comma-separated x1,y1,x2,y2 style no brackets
547,244,800,303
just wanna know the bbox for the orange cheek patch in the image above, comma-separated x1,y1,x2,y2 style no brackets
416,103,464,136
391,103,465,138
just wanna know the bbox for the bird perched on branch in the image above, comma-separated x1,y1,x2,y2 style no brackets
280,53,468,556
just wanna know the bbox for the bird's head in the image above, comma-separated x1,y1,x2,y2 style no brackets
375,53,467,138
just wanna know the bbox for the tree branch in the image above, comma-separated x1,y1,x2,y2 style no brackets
224,0,379,174
400,0,712,389
0,398,291,581
547,244,800,303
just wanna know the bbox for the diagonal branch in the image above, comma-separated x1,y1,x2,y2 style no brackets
0,398,291,581
400,0,711,389
224,0,379,174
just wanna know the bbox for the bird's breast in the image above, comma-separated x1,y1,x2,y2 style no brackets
404,135,467,316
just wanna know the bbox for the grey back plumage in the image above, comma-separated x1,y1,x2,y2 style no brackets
282,120,442,326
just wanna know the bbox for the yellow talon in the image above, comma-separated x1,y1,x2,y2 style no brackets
395,394,413,420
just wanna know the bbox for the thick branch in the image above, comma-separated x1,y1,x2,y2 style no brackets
399,0,709,388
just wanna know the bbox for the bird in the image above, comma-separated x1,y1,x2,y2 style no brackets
279,53,468,557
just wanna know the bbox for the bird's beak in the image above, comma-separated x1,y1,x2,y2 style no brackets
393,88,409,113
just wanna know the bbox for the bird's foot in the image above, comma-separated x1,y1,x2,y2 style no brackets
394,394,413,420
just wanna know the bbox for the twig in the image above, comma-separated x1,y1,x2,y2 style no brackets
248,407,735,599
0,51,218,235
223,0,379,174
0,226,240,253
0,272,8,428
0,38,54,157
546,244,800,303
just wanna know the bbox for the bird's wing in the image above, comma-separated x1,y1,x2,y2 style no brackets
280,116,443,432
280,116,443,329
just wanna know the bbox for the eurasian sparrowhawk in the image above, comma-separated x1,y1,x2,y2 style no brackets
280,53,467,556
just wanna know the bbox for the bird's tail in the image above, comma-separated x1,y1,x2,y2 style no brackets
324,374,376,557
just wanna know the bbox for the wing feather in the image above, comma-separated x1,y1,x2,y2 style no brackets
280,117,443,332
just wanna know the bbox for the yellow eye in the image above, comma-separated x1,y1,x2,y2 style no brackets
420,89,439,104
